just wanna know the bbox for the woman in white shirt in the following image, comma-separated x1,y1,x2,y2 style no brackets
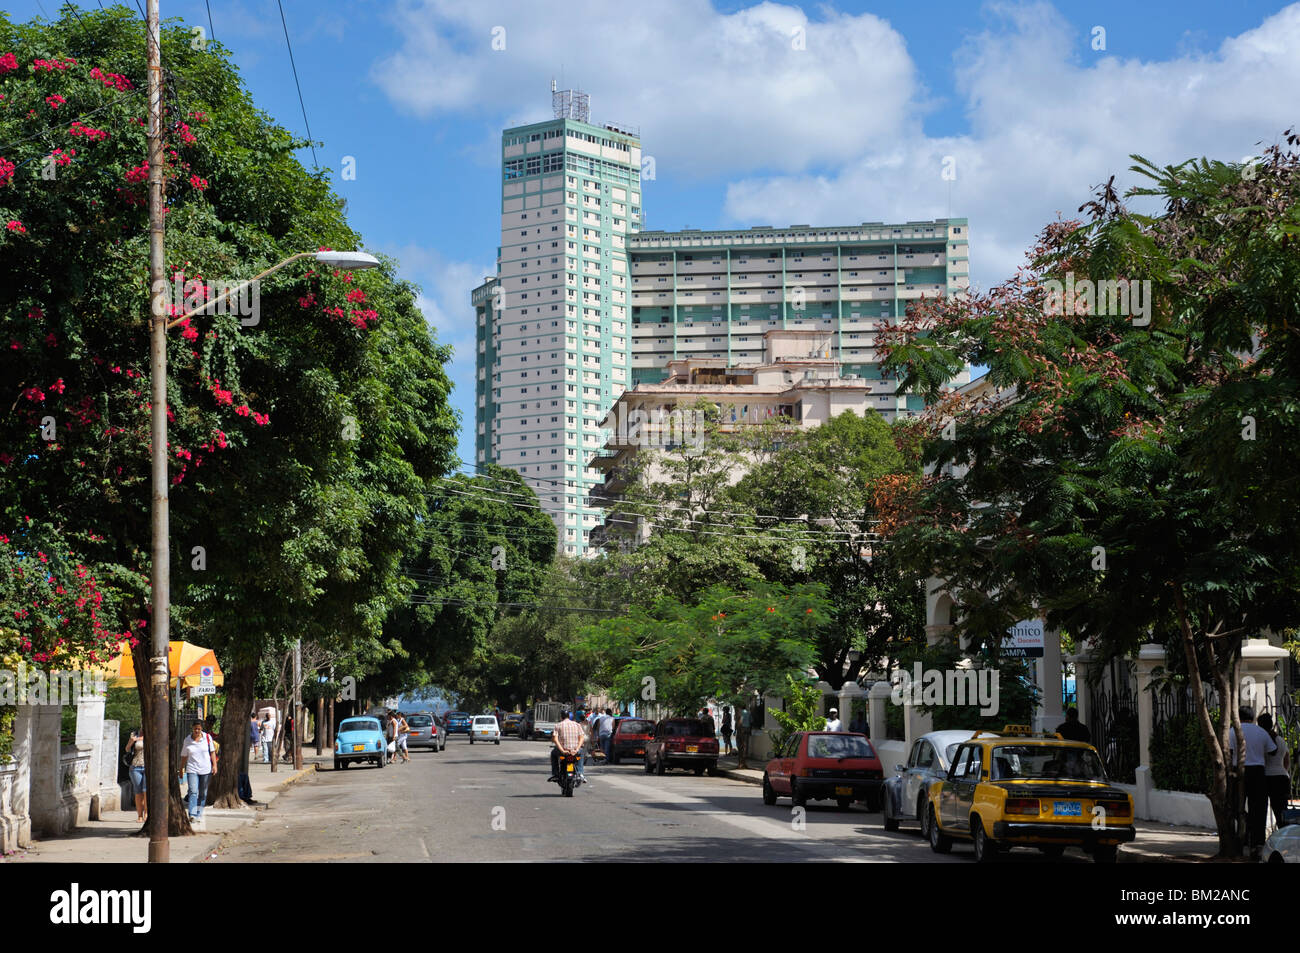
1258,713,1292,831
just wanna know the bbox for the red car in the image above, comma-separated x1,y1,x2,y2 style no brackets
643,718,719,775
763,732,884,811
609,717,656,765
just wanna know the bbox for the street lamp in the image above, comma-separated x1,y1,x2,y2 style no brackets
166,250,381,328
144,248,377,861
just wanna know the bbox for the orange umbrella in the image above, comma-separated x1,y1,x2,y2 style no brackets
101,640,224,688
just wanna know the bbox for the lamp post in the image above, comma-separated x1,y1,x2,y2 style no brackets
144,245,379,861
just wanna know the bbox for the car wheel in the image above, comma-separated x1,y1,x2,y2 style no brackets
972,818,998,863
883,810,900,832
655,755,665,776
917,793,929,828
865,791,882,813
644,756,654,776
836,797,852,811
469,737,474,745
762,775,777,806
376,755,385,769
610,753,620,765
1093,845,1118,864
927,806,952,853
1039,845,1066,859
791,779,807,808
334,758,341,770
495,739,500,745
705,763,717,777
693,765,705,776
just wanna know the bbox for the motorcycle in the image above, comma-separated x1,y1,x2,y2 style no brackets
553,751,584,797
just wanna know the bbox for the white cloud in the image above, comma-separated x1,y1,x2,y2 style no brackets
371,0,924,176
723,2,1300,290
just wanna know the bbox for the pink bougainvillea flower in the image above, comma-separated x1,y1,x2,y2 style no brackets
49,378,64,394
124,163,149,184
234,404,251,417
6,220,26,233
188,174,207,190
45,94,66,109
346,288,367,303
0,157,14,185
0,52,18,73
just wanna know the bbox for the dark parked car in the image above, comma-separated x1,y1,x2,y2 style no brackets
444,711,472,735
644,718,719,776
404,712,446,752
609,717,656,765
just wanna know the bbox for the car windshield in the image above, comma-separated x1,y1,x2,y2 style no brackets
617,720,655,735
339,719,379,734
807,735,875,759
473,717,497,726
448,712,468,720
406,716,432,727
991,745,1106,781
663,721,711,737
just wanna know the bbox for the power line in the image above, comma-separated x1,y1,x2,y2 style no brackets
449,459,881,536
436,479,879,545
276,0,317,169
204,0,215,45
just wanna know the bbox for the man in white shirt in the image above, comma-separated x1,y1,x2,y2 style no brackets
1228,706,1278,858
179,721,217,820
596,708,616,762
825,708,844,732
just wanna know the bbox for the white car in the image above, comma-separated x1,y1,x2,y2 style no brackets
1262,823,1300,863
469,716,501,745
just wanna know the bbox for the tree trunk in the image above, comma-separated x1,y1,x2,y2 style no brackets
315,695,325,755
210,659,256,808
1172,586,1240,857
131,639,192,837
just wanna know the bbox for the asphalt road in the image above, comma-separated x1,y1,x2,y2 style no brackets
208,736,1096,863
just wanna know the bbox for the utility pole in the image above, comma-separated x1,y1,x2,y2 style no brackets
293,638,302,770
145,0,170,864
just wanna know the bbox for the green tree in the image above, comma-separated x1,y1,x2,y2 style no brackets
578,582,827,715
0,10,456,816
879,135,1300,856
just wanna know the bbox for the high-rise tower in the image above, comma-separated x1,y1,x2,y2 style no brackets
473,87,642,556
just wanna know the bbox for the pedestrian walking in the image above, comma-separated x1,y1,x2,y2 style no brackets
385,712,397,763
720,707,733,756
597,708,615,762
849,711,867,735
1228,706,1278,859
124,728,147,822
825,708,843,732
1259,713,1292,832
737,705,752,769
179,721,218,820
261,713,276,764
248,715,261,763
397,713,411,763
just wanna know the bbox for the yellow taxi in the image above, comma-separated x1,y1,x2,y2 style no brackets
923,725,1135,863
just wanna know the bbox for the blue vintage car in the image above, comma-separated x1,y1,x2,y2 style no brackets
334,717,387,770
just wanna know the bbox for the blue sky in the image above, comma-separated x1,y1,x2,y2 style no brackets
9,1,1299,467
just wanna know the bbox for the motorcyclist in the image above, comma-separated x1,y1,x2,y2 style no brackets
549,710,585,783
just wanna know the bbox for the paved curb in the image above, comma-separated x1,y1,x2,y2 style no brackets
718,768,762,786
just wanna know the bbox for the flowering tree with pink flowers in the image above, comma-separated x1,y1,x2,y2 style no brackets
0,10,457,814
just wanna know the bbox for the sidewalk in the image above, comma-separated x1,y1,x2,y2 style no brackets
712,754,1225,862
2,751,330,864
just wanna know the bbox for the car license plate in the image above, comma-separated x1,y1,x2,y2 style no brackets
835,786,853,796
1054,801,1082,816
352,745,363,751
686,745,699,753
